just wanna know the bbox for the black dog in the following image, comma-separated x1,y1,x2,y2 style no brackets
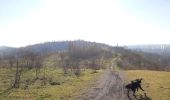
125,78,144,97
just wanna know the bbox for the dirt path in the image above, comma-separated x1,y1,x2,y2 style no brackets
80,69,129,100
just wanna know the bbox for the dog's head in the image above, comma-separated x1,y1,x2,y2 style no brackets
136,78,143,83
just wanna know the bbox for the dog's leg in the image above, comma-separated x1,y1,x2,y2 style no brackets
127,89,130,97
139,84,144,91
132,89,136,97
136,87,139,91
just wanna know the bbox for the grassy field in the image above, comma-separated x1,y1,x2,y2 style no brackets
125,70,170,100
0,67,102,100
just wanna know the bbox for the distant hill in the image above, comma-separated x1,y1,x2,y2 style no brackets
128,44,170,56
0,40,111,57
127,44,170,71
0,46,17,57
25,40,110,54
0,41,169,71
0,46,15,50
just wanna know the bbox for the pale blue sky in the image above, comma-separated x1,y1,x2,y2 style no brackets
0,0,170,47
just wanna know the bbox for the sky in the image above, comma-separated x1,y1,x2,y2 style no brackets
0,0,170,47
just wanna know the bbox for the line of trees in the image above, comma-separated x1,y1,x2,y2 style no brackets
0,42,114,89
1,49,43,88
58,42,113,76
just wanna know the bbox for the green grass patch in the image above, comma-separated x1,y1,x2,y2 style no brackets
0,67,102,100
125,70,170,100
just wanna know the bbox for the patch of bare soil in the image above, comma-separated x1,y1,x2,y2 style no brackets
78,69,129,100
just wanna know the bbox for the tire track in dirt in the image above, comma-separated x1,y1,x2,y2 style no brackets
81,69,129,100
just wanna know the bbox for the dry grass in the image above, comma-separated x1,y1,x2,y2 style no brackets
125,70,170,100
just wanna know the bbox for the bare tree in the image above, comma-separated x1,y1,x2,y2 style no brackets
8,56,15,67
90,58,99,72
35,56,42,79
68,42,82,76
12,49,43,88
59,52,69,74
12,59,22,88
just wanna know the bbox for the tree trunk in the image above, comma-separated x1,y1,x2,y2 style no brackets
12,60,22,88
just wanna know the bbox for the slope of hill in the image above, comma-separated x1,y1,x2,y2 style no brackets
0,40,169,71
0,42,170,99
128,44,170,71
112,47,163,71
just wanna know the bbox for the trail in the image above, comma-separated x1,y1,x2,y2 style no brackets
80,69,129,100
